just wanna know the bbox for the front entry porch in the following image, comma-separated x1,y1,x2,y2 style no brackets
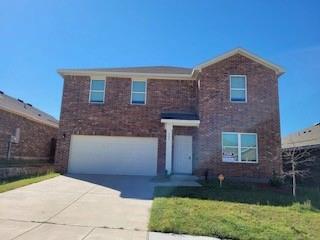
161,112,200,175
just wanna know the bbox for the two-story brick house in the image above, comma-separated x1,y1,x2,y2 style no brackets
55,48,284,181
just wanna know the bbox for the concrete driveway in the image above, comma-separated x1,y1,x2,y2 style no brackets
0,174,155,240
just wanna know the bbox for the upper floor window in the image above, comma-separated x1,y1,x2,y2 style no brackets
89,79,106,104
131,80,147,105
222,132,258,163
230,75,247,102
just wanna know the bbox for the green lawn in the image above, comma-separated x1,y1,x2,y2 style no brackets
149,180,320,240
0,172,60,193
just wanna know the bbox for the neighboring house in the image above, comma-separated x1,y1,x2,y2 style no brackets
55,48,284,181
282,123,320,185
0,91,59,161
282,123,320,148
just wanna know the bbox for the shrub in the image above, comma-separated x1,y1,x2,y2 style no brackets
269,171,283,187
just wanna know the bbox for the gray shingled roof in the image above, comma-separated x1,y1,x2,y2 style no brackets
0,91,58,128
282,123,320,148
60,66,193,75
59,48,285,77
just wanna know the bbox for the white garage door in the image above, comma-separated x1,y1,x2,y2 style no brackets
68,135,158,176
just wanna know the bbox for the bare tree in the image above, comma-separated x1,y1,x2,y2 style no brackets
282,146,315,197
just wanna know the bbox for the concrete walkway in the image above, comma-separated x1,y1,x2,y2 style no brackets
0,174,156,240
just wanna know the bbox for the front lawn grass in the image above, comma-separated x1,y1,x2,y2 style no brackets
0,172,60,193
149,180,320,240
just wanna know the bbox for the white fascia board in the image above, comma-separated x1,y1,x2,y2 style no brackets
194,48,285,76
58,70,196,81
161,119,200,127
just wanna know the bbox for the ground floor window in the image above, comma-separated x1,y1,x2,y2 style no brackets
222,132,258,163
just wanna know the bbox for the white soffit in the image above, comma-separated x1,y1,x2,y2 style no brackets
58,70,196,80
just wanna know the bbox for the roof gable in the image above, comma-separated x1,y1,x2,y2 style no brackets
194,48,284,75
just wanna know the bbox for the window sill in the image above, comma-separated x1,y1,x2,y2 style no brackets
89,102,105,105
230,100,247,103
131,103,146,106
222,160,258,164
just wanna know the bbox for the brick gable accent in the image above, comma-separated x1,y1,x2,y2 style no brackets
197,54,282,179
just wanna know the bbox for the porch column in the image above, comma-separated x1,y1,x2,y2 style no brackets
165,123,173,174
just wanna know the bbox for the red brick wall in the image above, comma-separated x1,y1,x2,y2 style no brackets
56,54,282,180
0,110,58,160
197,54,282,179
55,76,198,173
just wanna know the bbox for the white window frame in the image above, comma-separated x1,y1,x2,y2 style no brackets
222,132,258,163
89,79,106,104
230,75,247,103
131,79,147,105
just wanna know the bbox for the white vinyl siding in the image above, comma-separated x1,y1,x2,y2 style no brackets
230,75,247,102
222,132,258,163
131,80,147,105
89,79,106,104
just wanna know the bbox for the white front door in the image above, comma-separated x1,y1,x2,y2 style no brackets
173,135,193,174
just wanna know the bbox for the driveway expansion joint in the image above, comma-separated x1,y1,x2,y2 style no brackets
80,227,96,240
1,217,148,232
10,222,42,240
44,184,97,223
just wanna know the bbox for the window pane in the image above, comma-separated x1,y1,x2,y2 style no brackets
241,134,257,147
132,81,146,92
231,89,246,102
241,148,257,162
132,92,145,104
231,76,245,88
91,80,105,91
90,91,104,103
223,147,238,162
222,133,238,147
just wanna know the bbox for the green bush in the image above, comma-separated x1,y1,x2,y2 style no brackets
269,171,283,187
